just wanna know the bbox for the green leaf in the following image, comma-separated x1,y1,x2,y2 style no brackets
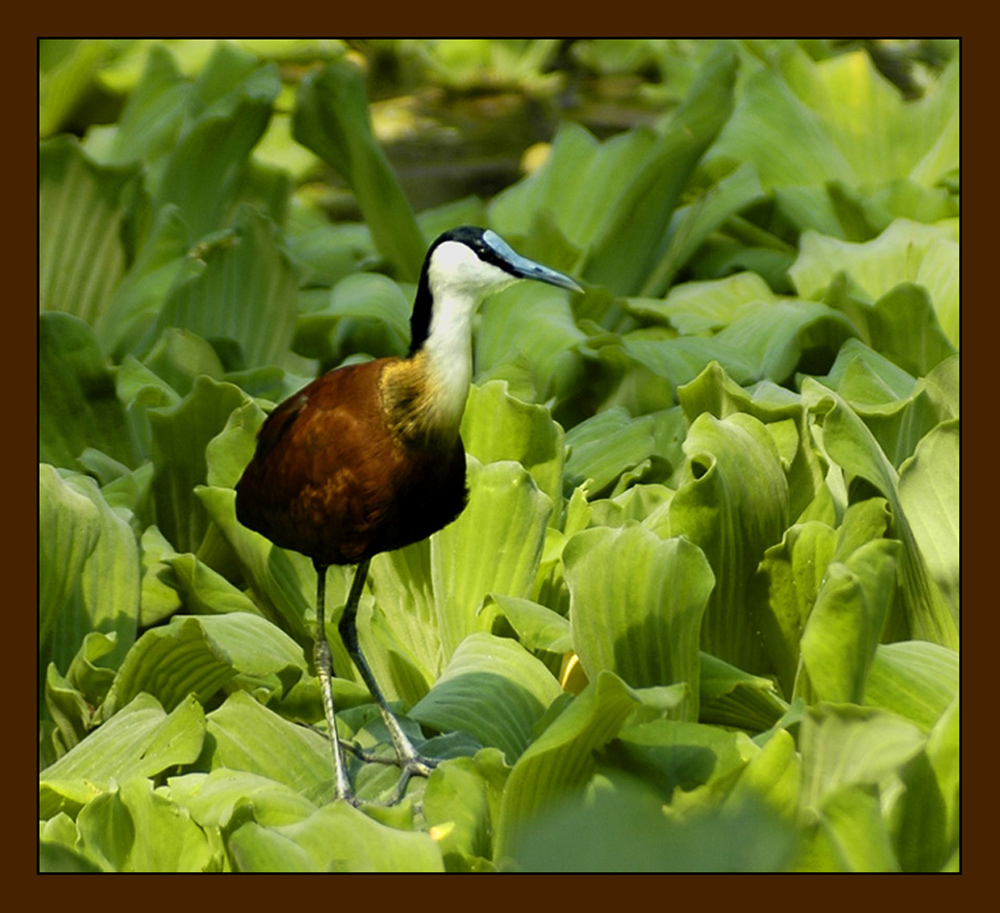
148,376,249,553
698,652,788,732
40,693,206,818
296,271,411,363
39,39,114,138
410,633,561,764
112,613,306,712
93,43,189,167
790,218,959,347
798,783,900,872
75,777,221,872
708,48,958,235
431,458,552,659
39,313,136,471
564,524,713,720
462,381,566,507
627,270,776,335
167,769,319,829
488,120,655,253
897,419,959,618
753,521,838,695
815,339,947,468
641,161,766,297
98,206,205,360
714,297,858,384
563,408,659,497
166,552,265,617
228,801,444,872
203,691,335,807
802,379,958,648
197,485,317,647
494,671,638,863
487,594,572,654
798,538,900,704
508,774,795,872
799,703,924,812
155,46,281,241
39,137,139,324
583,41,738,293
422,750,509,870
725,728,801,821
474,281,586,404
864,642,958,733
157,206,299,370
40,467,140,675
293,59,425,281
39,465,101,656
667,411,790,671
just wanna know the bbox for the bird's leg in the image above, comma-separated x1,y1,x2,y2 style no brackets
339,558,438,804
314,563,355,804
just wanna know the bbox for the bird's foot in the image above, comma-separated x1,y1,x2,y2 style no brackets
382,753,439,806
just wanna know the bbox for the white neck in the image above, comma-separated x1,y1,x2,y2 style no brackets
418,242,517,429
422,288,478,429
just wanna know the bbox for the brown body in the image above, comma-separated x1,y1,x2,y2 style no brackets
235,352,468,568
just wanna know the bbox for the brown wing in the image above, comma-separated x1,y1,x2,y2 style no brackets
235,358,468,567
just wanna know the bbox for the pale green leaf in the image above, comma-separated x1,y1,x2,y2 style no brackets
409,632,562,763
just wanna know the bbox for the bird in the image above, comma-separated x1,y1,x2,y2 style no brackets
235,226,582,804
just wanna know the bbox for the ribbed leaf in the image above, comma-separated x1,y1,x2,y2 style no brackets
667,411,790,671
75,777,220,872
39,313,136,471
487,595,572,654
474,280,585,404
864,641,958,733
798,538,900,704
462,381,565,507
97,205,203,359
167,769,319,829
754,521,838,695
815,340,946,469
698,652,788,732
493,671,638,864
714,298,858,384
565,524,713,721
39,137,138,324
898,419,959,618
409,633,561,763
799,703,924,812
147,376,248,553
197,485,320,649
112,613,306,711
204,691,335,807
422,750,509,869
155,47,280,241
563,407,658,496
228,801,444,872
156,206,299,369
584,41,737,293
39,465,101,656
432,458,552,659
293,60,425,281
790,219,959,348
802,378,958,648
488,121,655,251
365,539,440,695
40,467,140,674
40,693,206,818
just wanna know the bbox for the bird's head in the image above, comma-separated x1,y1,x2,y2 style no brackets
410,226,582,354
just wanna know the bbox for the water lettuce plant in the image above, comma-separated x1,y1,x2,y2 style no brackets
39,39,958,872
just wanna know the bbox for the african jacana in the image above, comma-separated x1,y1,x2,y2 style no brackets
235,226,582,804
